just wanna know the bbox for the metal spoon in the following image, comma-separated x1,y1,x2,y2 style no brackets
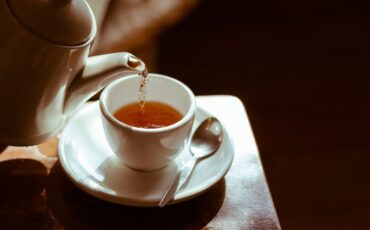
159,117,223,207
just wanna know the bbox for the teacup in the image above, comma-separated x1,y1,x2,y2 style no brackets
99,73,196,171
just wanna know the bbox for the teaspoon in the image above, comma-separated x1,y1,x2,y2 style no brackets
159,117,223,207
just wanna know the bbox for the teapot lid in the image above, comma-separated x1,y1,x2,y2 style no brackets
7,0,95,46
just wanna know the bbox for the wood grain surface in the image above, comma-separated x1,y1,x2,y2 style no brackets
0,96,279,230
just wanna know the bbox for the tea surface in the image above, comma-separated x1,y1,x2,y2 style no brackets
113,101,183,128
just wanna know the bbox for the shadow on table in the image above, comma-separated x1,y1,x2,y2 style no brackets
46,162,226,230
0,144,8,154
0,159,55,229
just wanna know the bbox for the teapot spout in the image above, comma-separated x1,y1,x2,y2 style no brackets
64,52,145,115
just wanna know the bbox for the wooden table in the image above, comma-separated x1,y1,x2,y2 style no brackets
0,96,280,229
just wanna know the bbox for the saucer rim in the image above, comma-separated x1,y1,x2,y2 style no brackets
58,102,234,207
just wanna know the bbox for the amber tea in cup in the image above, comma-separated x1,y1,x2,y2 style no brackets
113,101,183,128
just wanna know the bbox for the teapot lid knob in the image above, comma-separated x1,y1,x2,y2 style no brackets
7,0,95,46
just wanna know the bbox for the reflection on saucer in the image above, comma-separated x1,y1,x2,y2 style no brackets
92,156,179,200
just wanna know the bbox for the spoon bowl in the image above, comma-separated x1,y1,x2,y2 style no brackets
159,117,223,207
190,117,223,158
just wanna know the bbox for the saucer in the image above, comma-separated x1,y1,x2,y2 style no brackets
58,102,234,207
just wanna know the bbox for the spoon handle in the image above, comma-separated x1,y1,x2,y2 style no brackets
159,158,197,207
178,157,198,191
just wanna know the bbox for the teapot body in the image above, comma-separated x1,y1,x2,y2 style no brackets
0,1,92,145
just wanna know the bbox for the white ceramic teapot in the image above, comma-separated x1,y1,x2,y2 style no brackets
0,0,146,146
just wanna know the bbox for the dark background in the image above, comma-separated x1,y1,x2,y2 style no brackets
157,0,370,229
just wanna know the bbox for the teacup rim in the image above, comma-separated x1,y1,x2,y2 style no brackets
99,73,196,133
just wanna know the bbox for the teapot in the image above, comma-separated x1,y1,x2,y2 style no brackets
0,0,146,146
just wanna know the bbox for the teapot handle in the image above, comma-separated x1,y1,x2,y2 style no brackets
63,52,145,115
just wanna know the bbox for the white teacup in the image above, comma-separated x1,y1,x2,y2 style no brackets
99,73,196,171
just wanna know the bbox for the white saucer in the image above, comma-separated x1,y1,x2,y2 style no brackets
58,102,234,207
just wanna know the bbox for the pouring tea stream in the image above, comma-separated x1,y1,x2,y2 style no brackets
0,0,145,145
